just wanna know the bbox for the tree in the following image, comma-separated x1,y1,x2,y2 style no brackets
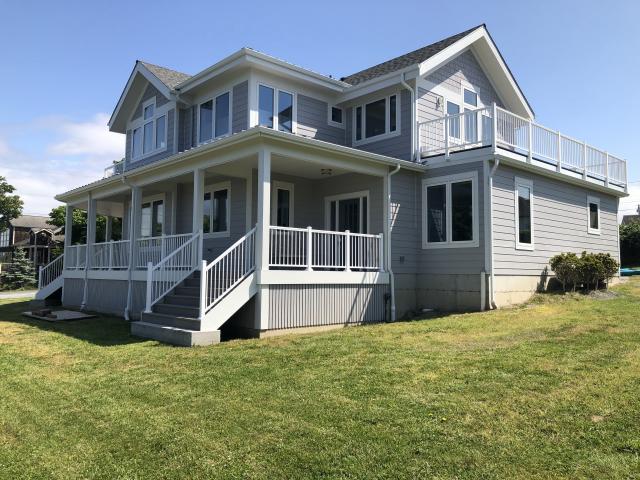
0,176,23,233
620,221,640,267
0,248,35,290
48,206,122,244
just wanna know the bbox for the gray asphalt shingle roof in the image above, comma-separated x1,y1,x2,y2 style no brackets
10,215,55,230
139,61,192,89
341,25,484,85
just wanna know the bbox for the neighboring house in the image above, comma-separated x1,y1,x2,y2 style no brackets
0,215,61,270
621,205,640,224
37,24,628,345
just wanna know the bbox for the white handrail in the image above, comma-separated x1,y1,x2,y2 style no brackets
269,226,384,272
144,232,201,313
136,233,193,268
201,227,256,316
38,254,64,290
90,240,130,270
418,104,628,189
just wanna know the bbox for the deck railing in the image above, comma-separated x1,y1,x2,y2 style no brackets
89,240,131,269
418,104,628,189
64,244,87,270
38,254,64,290
136,233,193,268
269,226,384,272
144,232,201,312
103,159,124,178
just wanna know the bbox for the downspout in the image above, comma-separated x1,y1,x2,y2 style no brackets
122,174,134,321
488,158,500,309
399,73,417,161
387,163,401,321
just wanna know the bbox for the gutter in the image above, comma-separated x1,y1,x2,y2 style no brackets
487,158,500,309
387,163,401,321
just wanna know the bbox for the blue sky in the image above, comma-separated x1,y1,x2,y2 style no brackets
1,0,638,217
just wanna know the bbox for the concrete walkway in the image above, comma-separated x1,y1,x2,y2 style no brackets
0,290,36,300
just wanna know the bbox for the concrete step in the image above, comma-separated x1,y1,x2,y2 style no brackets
153,303,200,318
131,322,219,347
141,311,201,330
164,294,199,307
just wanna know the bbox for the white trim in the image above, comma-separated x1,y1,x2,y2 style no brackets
257,83,297,134
203,181,231,239
196,89,233,145
271,181,294,227
327,105,345,129
587,195,601,235
421,171,479,249
260,270,389,285
514,176,534,251
352,93,401,146
324,190,370,233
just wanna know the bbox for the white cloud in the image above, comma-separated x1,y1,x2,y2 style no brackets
0,114,125,215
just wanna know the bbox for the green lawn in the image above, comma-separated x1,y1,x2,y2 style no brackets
1,282,640,479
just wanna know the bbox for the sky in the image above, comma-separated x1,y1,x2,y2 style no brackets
1,0,639,219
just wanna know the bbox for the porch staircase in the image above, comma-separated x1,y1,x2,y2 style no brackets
131,228,257,346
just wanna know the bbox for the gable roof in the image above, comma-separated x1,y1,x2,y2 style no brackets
10,215,55,230
139,61,192,89
341,25,482,85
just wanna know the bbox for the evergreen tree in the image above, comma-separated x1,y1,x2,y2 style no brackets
1,249,36,290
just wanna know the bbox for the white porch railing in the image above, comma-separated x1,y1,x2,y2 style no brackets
38,254,64,290
145,233,201,312
64,245,87,270
418,104,628,189
201,227,256,316
103,159,124,178
269,226,384,272
89,240,130,269
136,233,193,268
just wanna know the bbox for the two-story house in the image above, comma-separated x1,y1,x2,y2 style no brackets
36,25,627,346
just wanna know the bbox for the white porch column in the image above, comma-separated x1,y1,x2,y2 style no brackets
63,204,73,269
192,169,205,261
255,148,271,332
81,194,96,310
124,186,142,320
105,216,113,242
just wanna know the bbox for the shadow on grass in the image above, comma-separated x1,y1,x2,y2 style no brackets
0,300,145,347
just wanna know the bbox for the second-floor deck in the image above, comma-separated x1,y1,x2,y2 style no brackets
418,105,628,191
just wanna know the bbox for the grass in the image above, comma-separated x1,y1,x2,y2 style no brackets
1,282,640,479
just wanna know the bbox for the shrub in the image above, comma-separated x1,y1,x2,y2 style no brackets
549,251,619,292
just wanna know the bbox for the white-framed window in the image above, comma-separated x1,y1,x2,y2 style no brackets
587,195,601,235
446,100,461,140
198,90,232,144
272,181,294,227
352,94,400,145
422,171,479,249
0,229,10,247
328,105,344,128
514,177,534,250
130,97,168,161
324,191,369,234
140,194,165,238
258,84,296,133
203,182,230,238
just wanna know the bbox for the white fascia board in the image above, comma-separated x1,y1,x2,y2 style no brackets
338,66,419,103
418,28,534,119
176,48,347,94
108,62,173,132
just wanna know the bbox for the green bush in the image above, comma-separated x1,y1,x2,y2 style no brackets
549,251,619,292
0,249,36,290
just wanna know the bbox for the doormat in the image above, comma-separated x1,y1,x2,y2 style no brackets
22,309,96,322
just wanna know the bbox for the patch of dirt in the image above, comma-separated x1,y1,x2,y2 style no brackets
587,290,619,300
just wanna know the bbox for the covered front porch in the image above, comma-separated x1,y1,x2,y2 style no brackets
44,133,393,336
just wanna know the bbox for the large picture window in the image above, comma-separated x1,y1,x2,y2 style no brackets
140,197,164,238
515,177,534,250
198,91,231,144
258,84,295,133
131,98,167,161
353,94,400,145
203,182,230,237
422,172,478,249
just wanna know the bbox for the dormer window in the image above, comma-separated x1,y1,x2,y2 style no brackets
131,98,167,161
198,91,231,144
